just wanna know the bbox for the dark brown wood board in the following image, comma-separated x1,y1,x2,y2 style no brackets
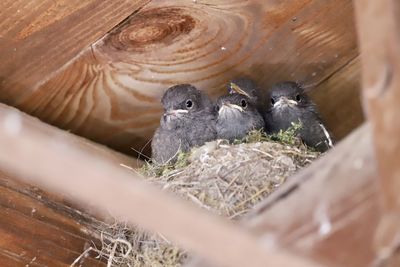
0,172,105,267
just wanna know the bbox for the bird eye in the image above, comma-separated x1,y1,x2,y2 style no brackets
296,94,301,102
270,98,275,105
186,99,193,109
240,99,247,108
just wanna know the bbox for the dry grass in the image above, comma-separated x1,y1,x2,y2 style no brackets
85,127,319,267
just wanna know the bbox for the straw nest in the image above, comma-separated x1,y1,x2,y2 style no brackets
86,129,320,267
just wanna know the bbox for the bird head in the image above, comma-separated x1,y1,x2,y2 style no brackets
161,84,213,125
216,93,255,119
268,81,312,110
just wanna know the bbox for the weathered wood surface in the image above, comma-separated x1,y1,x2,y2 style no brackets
354,0,400,265
0,0,362,156
187,123,391,267
0,171,105,267
0,0,150,103
0,102,325,267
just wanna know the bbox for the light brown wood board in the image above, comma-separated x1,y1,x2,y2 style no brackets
0,0,362,157
354,0,400,264
0,0,150,103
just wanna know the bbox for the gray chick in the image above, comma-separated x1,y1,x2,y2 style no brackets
151,84,217,165
227,77,264,114
216,93,264,142
264,81,334,152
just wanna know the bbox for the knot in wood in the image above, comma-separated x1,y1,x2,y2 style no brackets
104,8,196,52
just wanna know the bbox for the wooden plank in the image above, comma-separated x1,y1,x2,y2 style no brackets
0,249,39,267
0,176,97,239
0,103,325,267
0,0,150,103
353,0,400,264
3,0,359,156
354,0,400,214
309,57,363,140
0,210,95,266
0,172,105,267
187,123,385,267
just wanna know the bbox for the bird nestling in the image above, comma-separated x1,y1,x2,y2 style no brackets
151,84,217,165
226,77,264,115
216,93,264,142
264,81,334,152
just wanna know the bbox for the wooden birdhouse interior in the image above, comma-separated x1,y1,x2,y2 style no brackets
0,0,399,266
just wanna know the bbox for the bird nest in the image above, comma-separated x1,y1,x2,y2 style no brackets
83,129,320,267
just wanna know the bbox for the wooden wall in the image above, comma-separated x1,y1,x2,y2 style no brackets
0,0,364,157
0,1,399,266
0,172,105,266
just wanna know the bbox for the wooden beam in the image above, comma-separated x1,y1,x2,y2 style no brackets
187,123,386,267
354,0,400,212
0,103,325,267
354,0,400,262
0,0,150,103
0,172,106,266
2,0,359,156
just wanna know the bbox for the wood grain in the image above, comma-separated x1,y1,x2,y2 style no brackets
309,57,363,140
0,0,150,103
0,172,105,267
3,0,361,156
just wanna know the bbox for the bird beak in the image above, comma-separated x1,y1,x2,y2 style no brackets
229,82,251,98
218,103,244,114
165,109,189,117
274,97,297,108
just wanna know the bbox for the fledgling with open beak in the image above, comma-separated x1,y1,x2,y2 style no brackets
216,93,264,142
226,77,264,114
151,84,217,165
264,81,334,152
